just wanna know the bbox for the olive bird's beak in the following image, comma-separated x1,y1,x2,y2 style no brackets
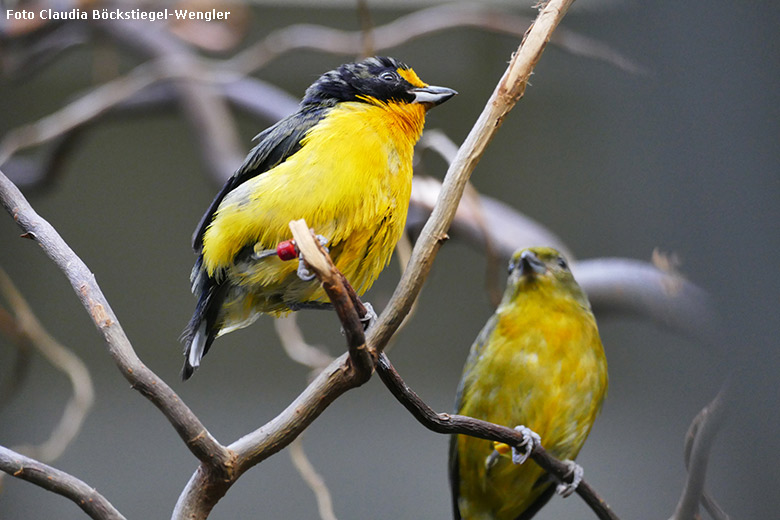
518,250,547,277
410,85,457,107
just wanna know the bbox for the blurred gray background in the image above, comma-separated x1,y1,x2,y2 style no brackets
1,1,778,519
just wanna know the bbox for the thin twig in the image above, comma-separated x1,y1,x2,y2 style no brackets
367,0,578,352
0,445,126,520
375,352,619,520
356,0,375,58
289,437,339,520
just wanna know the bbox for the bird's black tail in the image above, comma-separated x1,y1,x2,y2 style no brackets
181,259,225,380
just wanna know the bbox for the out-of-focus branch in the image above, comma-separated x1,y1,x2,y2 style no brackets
227,4,642,75
0,168,232,469
408,175,572,258
0,61,161,166
91,19,244,180
0,268,94,463
368,0,578,352
574,257,718,345
408,175,718,344
274,314,334,374
0,308,32,411
289,437,339,520
670,386,730,520
375,352,619,520
0,445,125,520
2,77,298,191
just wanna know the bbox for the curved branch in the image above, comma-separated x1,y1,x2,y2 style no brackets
2,77,299,191
0,169,231,468
0,445,125,520
0,309,33,412
0,268,94,463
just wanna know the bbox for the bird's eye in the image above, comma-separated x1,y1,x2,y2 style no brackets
379,71,397,82
557,258,568,270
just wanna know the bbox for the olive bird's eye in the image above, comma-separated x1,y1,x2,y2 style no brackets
379,71,398,82
557,258,568,270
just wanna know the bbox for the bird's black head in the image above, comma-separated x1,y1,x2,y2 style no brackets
301,56,456,108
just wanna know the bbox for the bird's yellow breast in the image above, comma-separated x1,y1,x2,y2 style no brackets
200,99,426,314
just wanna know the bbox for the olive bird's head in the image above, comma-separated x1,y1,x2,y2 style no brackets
302,56,456,109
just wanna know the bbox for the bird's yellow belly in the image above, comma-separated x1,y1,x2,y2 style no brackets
457,308,607,519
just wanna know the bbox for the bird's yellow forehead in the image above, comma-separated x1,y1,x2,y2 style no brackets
398,67,427,88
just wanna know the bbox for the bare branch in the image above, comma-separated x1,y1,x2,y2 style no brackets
0,445,125,520
375,352,619,520
289,437,339,520
0,168,231,468
0,268,94,463
2,77,298,191
367,0,578,352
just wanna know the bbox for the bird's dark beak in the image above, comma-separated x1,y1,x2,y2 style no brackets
410,85,457,107
519,250,547,277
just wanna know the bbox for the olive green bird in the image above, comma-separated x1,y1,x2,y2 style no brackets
450,247,608,520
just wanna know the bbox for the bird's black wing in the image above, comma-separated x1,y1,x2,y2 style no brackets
191,104,330,251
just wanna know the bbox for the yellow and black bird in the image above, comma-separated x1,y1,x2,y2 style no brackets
450,247,608,519
182,56,455,379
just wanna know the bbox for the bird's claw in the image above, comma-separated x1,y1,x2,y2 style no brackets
511,425,541,466
555,460,583,497
295,234,330,281
360,302,377,330
296,257,316,281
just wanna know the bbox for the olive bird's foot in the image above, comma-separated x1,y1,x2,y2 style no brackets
360,302,377,330
555,460,584,497
510,425,541,466
297,258,316,281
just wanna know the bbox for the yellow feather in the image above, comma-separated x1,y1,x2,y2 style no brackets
201,100,425,325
